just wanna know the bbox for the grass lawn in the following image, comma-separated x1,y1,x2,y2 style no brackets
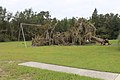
0,40,119,80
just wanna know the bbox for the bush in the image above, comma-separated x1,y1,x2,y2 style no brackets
0,34,11,42
117,33,120,50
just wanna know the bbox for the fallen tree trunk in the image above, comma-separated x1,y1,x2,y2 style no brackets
91,36,111,45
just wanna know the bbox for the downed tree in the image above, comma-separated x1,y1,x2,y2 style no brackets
32,21,97,46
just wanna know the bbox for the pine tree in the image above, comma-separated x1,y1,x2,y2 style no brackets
92,8,98,23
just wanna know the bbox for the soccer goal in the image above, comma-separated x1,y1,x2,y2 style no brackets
18,23,41,48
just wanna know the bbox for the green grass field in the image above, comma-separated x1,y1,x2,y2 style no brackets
0,40,119,80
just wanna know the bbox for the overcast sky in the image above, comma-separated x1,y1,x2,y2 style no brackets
0,0,120,19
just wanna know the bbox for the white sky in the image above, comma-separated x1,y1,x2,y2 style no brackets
0,0,120,19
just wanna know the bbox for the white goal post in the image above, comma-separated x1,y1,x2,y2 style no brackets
19,23,41,48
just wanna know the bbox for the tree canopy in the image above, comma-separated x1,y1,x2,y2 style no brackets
0,7,120,42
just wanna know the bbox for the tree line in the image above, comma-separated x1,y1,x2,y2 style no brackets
0,6,120,42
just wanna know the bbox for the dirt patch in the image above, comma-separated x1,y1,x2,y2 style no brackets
0,68,4,73
0,68,3,72
0,60,24,63
0,68,5,77
18,73,32,80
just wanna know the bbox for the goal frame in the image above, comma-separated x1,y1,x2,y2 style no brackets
19,23,41,48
